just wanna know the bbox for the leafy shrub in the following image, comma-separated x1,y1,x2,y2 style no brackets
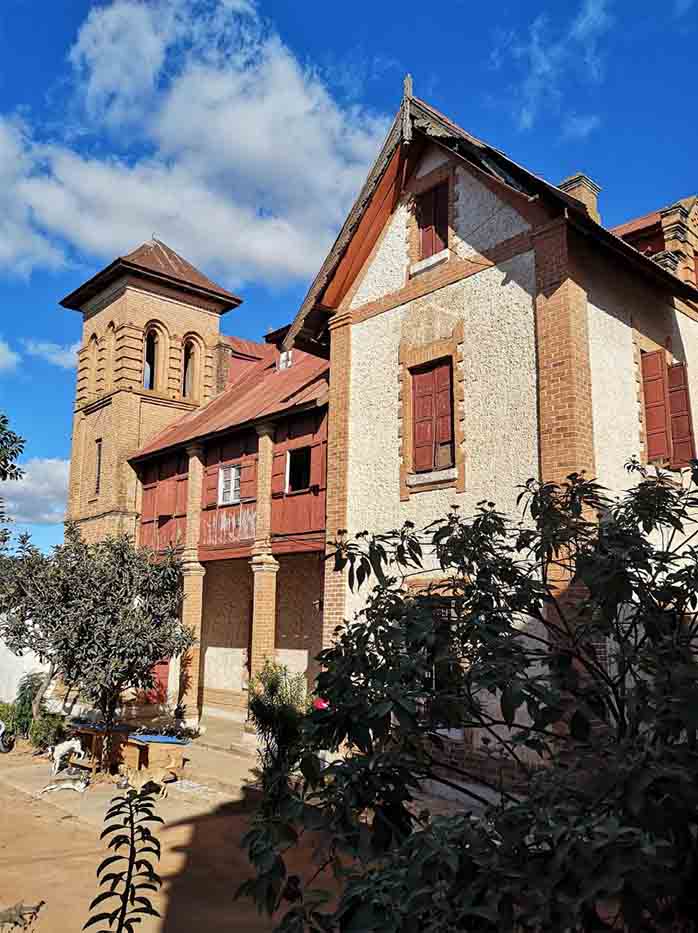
13,673,46,737
29,713,66,750
0,701,15,730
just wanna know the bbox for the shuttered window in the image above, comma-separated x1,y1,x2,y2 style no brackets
416,182,449,260
668,362,697,467
641,350,697,468
218,464,241,505
412,359,454,473
95,438,103,495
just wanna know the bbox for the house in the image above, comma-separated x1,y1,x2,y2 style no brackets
61,79,698,742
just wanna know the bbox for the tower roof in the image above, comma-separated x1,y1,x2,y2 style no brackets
60,238,241,313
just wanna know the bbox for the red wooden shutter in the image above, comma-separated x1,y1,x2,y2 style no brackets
271,451,286,496
413,368,436,472
433,183,449,254
435,360,454,468
668,362,696,467
203,465,219,508
239,458,257,500
157,477,176,517
417,189,435,259
642,350,672,462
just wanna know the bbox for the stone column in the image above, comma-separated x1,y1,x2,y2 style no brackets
249,422,279,677
179,443,206,723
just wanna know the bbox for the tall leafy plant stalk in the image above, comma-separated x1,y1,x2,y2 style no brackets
239,462,698,932
85,789,163,932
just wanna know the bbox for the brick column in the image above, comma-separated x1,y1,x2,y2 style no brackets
321,309,353,647
532,220,596,486
249,422,279,676
250,554,279,676
179,442,206,724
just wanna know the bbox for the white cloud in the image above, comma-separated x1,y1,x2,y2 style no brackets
0,338,20,373
562,113,601,139
492,0,613,132
0,0,390,286
0,458,69,525
22,339,81,369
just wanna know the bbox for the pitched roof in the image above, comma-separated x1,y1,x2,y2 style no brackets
60,238,241,313
222,334,271,360
613,196,698,238
284,91,698,351
131,349,329,461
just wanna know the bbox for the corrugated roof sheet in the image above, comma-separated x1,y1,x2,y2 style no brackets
612,211,662,237
132,350,329,461
122,239,240,302
222,334,271,359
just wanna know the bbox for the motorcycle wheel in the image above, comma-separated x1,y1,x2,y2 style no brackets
0,733,15,753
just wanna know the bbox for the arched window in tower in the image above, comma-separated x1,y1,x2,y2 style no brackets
182,340,196,398
87,334,98,397
143,329,158,390
104,323,115,391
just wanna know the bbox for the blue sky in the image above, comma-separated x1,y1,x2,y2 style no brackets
0,0,696,550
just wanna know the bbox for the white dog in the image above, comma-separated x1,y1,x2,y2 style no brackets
49,737,86,775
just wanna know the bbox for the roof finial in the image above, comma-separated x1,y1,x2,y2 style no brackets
402,73,413,145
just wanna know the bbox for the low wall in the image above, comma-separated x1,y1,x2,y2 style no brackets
0,642,47,704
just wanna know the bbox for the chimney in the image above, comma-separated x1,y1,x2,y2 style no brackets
558,173,602,223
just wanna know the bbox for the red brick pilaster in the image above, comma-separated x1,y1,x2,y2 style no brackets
179,441,206,724
321,309,352,646
533,220,596,485
250,553,279,676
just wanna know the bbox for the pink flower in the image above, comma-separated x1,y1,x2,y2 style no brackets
313,698,329,711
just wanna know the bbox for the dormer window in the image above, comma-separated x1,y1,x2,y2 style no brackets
278,349,293,370
416,183,449,260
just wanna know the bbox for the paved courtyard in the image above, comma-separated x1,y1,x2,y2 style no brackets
0,742,301,932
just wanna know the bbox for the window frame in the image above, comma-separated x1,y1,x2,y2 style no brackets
218,463,241,506
95,438,103,496
416,182,449,262
398,322,465,500
143,329,158,391
182,340,196,399
286,446,312,494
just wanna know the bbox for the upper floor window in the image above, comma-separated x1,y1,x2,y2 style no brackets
412,359,454,473
143,330,158,390
218,464,241,505
287,447,311,492
278,349,293,371
641,349,696,468
182,340,195,398
416,182,449,260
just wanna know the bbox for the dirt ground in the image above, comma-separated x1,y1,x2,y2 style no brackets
0,745,324,933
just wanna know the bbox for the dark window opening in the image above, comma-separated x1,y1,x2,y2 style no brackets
416,182,449,260
144,331,157,390
95,438,103,495
182,341,195,398
412,359,455,473
287,447,311,492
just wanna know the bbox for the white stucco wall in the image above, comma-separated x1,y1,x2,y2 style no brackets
350,202,409,309
350,149,531,311
0,642,47,704
346,249,538,616
585,261,698,498
452,166,529,260
586,284,641,496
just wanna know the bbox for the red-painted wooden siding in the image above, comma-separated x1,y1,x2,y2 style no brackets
140,453,188,551
271,410,327,539
200,431,258,549
668,362,697,467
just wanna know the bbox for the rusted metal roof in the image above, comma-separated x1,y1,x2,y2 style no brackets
60,238,241,313
131,350,329,462
222,334,271,360
612,211,662,237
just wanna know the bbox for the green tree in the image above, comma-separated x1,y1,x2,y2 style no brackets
240,463,698,932
0,524,193,749
0,412,25,543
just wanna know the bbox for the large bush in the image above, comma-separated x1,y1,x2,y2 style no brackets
240,463,698,932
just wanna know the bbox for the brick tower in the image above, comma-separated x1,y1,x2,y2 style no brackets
61,239,240,542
